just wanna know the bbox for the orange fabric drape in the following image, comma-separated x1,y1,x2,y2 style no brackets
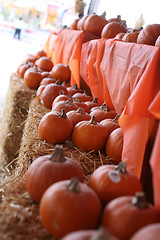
80,38,160,178
49,29,99,88
43,32,58,58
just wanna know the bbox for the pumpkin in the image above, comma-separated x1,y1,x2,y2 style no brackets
85,97,101,111
51,63,71,83
70,18,80,30
130,223,160,240
18,61,34,78
52,94,71,106
41,81,68,109
38,109,73,144
122,31,139,43
61,228,119,240
72,92,93,102
33,49,47,60
40,76,57,86
108,15,121,23
22,54,36,64
105,128,123,164
67,83,83,96
77,15,89,30
72,116,109,153
52,99,79,113
73,98,90,113
155,35,160,47
41,71,53,78
67,108,91,127
137,24,160,45
101,21,127,39
35,56,54,72
40,177,102,238
101,192,160,240
88,162,143,206
25,145,84,202
24,65,43,89
84,14,108,36
90,104,117,122
100,115,120,134
36,85,46,102
114,32,126,40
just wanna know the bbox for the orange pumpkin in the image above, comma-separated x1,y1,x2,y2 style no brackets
100,115,120,134
84,14,108,36
72,92,93,102
35,56,54,72
40,177,102,238
52,99,79,113
77,15,89,30
67,108,91,127
52,94,71,106
101,21,127,39
67,83,83,96
101,192,160,240
36,85,46,102
105,127,123,164
137,24,160,45
72,116,109,153
90,104,117,122
155,35,160,47
108,15,121,23
25,145,84,202
114,32,126,40
38,109,73,144
88,162,143,206
33,49,47,60
24,65,43,89
18,61,34,78
73,98,90,113
70,18,80,30
130,223,160,240
51,63,71,83
122,31,139,43
40,76,57,86
85,97,101,111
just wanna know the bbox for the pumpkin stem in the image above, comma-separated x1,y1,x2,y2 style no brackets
131,192,149,209
76,107,85,114
66,99,74,105
112,114,120,123
92,97,98,103
90,115,97,125
49,145,66,162
67,177,80,193
59,109,67,118
55,79,61,85
115,162,127,174
90,228,111,240
100,103,109,112
72,83,78,89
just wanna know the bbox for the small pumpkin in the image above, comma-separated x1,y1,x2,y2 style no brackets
36,85,46,102
70,18,80,30
84,14,108,36
85,97,101,111
41,71,53,78
25,145,84,202
41,81,68,109
52,99,79,113
67,83,83,96
51,63,71,83
61,228,119,240
105,127,123,164
40,177,102,238
35,56,54,72
22,54,36,64
122,30,139,43
73,98,90,113
101,192,160,240
67,108,91,127
72,116,109,153
40,76,57,86
155,35,160,47
108,15,121,23
101,21,127,39
72,92,93,102
33,49,47,60
130,223,160,240
137,24,160,45
52,94,71,106
100,114,120,134
88,162,143,206
114,32,126,40
38,109,73,144
24,65,43,89
18,61,34,78
90,104,117,122
77,15,89,30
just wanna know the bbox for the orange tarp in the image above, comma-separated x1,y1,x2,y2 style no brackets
80,38,160,209
43,32,58,58
45,29,99,88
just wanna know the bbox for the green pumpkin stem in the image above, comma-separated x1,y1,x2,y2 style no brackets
131,192,149,209
90,115,97,125
90,228,111,240
115,162,127,174
59,109,67,118
67,177,80,193
72,83,78,89
112,114,120,123
76,107,85,114
92,97,98,103
49,145,66,162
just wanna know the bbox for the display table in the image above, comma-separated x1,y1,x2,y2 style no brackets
80,38,160,209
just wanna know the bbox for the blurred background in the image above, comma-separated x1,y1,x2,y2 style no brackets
0,0,159,117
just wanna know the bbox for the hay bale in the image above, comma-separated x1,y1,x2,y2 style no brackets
0,96,110,240
0,73,36,167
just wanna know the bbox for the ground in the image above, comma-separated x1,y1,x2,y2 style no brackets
0,26,50,119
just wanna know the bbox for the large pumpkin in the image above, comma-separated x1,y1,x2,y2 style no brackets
88,162,143,206
72,116,109,153
101,21,127,39
38,109,73,144
130,223,160,240
40,177,102,238
101,192,160,240
137,24,160,45
25,145,84,202
84,14,108,36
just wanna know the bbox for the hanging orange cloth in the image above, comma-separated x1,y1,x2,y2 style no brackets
80,38,160,179
49,29,99,88
43,32,58,58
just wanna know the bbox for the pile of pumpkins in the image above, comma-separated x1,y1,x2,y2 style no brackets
70,13,160,46
16,49,160,240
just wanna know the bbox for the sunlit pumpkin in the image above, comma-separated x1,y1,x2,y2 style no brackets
84,14,108,36
67,108,91,127
51,63,71,83
137,24,160,45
